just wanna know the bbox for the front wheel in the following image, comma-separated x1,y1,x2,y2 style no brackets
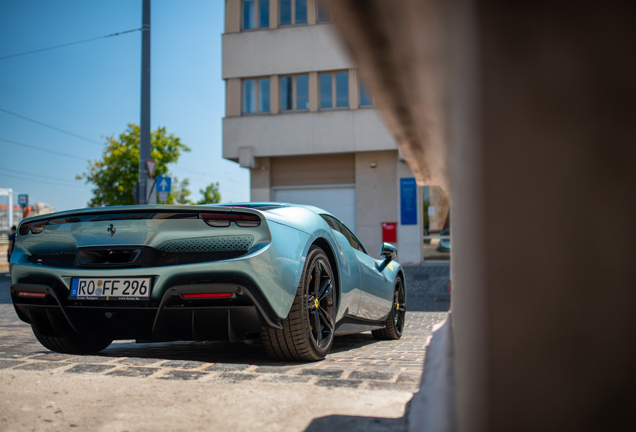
372,277,405,340
32,326,113,355
261,245,336,362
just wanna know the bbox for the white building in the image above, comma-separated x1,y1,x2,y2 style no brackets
222,0,424,264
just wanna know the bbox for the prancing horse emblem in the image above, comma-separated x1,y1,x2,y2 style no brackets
107,224,116,237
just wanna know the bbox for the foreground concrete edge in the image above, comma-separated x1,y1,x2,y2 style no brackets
408,313,456,432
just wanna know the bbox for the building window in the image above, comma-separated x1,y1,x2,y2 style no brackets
243,0,269,30
243,78,270,114
320,71,349,109
280,0,307,26
280,74,309,111
360,79,374,106
317,0,330,22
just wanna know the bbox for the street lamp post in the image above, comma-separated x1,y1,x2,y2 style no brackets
138,0,151,204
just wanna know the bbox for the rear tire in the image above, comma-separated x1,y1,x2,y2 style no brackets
372,277,405,340
32,326,113,355
261,245,336,362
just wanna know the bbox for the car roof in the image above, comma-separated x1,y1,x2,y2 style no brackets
207,202,332,216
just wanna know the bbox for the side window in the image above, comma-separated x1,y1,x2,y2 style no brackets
321,215,339,232
339,223,366,254
321,215,367,254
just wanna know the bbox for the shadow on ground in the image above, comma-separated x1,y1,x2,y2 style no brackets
304,399,413,432
305,415,407,432
99,332,382,366
305,394,411,432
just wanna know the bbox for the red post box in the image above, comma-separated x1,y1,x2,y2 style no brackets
382,222,397,242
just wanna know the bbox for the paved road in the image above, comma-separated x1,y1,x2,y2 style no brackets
0,265,449,431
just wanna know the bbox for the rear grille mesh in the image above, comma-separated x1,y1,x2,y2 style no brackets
21,242,77,256
156,235,254,253
19,235,254,268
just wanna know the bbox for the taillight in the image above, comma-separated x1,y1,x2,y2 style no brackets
18,222,45,235
31,223,45,234
18,292,46,298
182,293,233,299
200,213,261,228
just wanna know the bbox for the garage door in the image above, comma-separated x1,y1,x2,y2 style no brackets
273,185,356,233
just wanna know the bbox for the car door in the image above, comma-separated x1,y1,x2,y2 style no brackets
353,249,393,321
325,216,393,321
320,215,361,319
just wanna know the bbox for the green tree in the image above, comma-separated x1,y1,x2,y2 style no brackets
197,182,221,204
77,124,190,207
165,177,194,205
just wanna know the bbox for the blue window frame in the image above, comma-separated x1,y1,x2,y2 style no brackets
280,0,307,26
281,74,309,111
243,77,270,114
244,0,269,30
320,71,349,109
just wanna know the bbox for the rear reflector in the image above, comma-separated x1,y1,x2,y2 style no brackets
182,293,233,299
17,292,46,298
201,213,261,228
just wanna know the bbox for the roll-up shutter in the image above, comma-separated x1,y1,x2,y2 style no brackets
273,185,356,233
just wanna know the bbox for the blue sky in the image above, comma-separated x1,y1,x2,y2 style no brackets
0,0,249,212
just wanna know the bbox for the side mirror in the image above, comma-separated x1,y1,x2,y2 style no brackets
381,242,397,260
377,243,397,272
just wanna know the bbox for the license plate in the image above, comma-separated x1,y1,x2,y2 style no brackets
70,277,151,300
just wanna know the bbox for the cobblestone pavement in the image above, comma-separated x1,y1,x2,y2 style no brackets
0,267,448,431
403,263,451,312
0,306,446,393
0,268,448,392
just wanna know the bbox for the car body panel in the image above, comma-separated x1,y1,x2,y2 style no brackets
355,249,394,320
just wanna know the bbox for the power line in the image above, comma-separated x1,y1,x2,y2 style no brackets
0,28,142,60
0,137,90,161
171,165,249,187
0,166,81,185
0,108,103,146
0,138,248,193
0,172,84,189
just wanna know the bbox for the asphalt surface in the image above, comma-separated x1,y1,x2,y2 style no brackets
0,264,450,431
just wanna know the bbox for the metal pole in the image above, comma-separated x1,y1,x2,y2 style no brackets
0,189,13,229
8,191,12,228
138,0,151,204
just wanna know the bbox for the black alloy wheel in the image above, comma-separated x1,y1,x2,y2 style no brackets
305,251,336,351
261,245,336,361
372,277,405,340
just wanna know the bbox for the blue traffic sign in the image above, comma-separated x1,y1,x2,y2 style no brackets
400,178,417,225
156,177,172,193
18,194,28,206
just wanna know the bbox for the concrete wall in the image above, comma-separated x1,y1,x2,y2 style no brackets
250,157,271,202
354,151,398,258
223,24,353,79
223,108,396,160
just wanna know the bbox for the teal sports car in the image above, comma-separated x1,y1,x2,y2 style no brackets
9,203,406,362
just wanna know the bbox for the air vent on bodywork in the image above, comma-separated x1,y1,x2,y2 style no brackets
78,248,142,265
156,235,254,253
